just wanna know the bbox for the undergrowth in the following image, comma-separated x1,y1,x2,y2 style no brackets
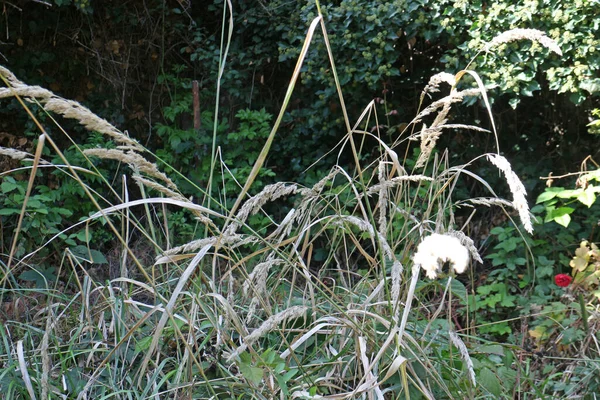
0,2,598,399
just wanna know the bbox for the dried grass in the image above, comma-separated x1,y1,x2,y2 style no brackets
449,330,476,385
0,66,142,149
485,28,562,56
227,305,307,362
225,182,300,235
0,147,30,160
332,215,393,260
160,233,257,258
422,72,456,96
84,148,176,190
487,154,533,233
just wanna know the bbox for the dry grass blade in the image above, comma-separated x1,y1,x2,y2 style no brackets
0,146,30,160
227,305,307,362
88,197,224,221
40,316,52,400
6,134,45,273
454,70,500,155
280,319,341,359
17,340,37,400
356,336,384,399
137,243,213,386
224,15,322,227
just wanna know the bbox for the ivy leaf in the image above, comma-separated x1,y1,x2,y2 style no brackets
556,189,583,199
580,78,600,94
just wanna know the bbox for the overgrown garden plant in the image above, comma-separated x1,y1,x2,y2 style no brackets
1,2,594,399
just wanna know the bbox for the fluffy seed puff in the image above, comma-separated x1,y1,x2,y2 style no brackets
413,233,470,279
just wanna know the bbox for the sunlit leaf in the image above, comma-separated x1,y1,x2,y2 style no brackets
577,188,596,207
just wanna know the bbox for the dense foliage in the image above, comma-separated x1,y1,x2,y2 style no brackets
0,0,599,398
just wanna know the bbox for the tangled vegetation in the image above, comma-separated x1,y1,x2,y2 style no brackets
0,1,599,399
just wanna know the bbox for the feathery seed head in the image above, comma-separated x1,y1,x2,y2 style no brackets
413,233,470,279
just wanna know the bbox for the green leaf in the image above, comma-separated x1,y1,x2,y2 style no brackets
238,361,263,385
536,189,561,203
556,188,583,199
1,181,19,193
450,278,467,303
548,207,574,227
479,367,501,396
474,344,504,356
580,78,600,94
69,245,108,264
490,226,504,235
0,208,21,216
134,336,153,355
577,188,596,207
19,267,57,288
554,213,572,227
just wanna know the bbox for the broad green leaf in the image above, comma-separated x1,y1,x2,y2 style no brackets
69,245,108,264
0,208,20,216
450,278,467,303
554,213,572,227
1,181,18,193
239,363,263,385
556,188,583,199
474,344,504,356
577,188,596,207
89,250,108,264
536,189,561,203
479,367,501,396
548,207,574,227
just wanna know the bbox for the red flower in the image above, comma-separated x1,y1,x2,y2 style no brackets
554,274,572,287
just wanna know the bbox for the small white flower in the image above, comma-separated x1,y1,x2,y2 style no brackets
413,233,470,279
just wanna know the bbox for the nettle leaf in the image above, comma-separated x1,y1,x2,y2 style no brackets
238,352,263,385
450,278,467,304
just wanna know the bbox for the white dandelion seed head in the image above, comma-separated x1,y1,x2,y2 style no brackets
413,233,470,279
